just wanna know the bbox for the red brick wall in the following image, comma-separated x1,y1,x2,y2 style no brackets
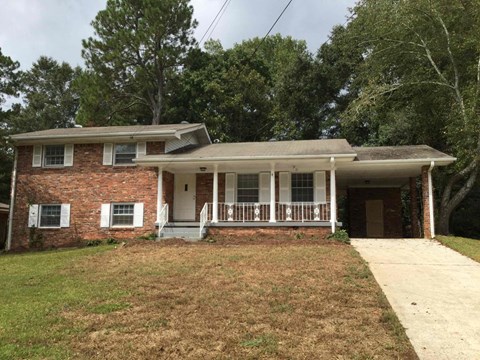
11,143,165,249
348,188,403,238
207,226,331,238
421,166,432,239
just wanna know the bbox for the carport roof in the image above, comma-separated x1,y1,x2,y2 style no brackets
353,145,455,162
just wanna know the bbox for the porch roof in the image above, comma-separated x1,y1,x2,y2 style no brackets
353,145,456,164
135,138,357,164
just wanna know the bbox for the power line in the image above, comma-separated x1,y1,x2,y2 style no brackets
199,0,231,45
250,0,295,59
205,0,233,43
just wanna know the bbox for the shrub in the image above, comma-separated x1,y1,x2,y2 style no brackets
105,238,119,245
327,229,350,244
85,239,103,247
137,232,157,241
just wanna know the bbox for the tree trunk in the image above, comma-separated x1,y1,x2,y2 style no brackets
151,67,165,125
438,164,479,235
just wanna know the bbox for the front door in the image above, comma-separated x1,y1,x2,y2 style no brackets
366,200,384,238
174,174,196,221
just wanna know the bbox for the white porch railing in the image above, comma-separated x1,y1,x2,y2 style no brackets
199,202,209,237
203,202,330,223
157,203,169,237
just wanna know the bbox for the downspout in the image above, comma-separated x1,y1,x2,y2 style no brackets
428,161,435,238
6,148,18,251
330,157,337,233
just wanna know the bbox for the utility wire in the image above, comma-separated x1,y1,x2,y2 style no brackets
249,0,295,59
205,0,233,43
199,0,231,45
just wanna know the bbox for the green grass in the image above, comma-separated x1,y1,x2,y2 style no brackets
436,235,480,263
0,245,122,359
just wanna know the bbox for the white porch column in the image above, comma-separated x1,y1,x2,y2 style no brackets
212,164,219,223
428,161,435,238
330,157,337,233
269,163,276,223
156,167,163,222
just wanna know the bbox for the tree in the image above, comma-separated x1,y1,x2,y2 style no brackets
80,0,197,125
9,56,81,133
340,0,480,234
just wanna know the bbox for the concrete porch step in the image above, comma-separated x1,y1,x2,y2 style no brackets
159,222,207,240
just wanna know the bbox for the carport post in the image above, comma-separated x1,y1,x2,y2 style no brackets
330,157,337,233
212,164,219,223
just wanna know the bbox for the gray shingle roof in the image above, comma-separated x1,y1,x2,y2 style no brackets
137,139,356,162
10,123,206,142
353,145,455,161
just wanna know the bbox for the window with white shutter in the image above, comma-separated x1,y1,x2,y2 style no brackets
32,146,42,167
314,171,327,203
279,172,291,203
225,173,236,203
103,144,113,165
258,172,270,203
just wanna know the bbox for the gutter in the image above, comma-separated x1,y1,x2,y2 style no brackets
6,148,18,251
428,161,435,238
134,153,358,164
345,158,456,166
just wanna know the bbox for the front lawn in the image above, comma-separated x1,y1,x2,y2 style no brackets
0,239,417,359
436,235,480,263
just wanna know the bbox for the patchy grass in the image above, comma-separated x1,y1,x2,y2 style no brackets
436,235,480,263
0,239,417,359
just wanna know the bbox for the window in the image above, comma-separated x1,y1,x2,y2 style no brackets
291,173,314,202
114,143,136,165
39,205,61,227
237,174,259,203
111,204,135,226
44,145,65,166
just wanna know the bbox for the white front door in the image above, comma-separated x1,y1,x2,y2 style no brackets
174,174,196,221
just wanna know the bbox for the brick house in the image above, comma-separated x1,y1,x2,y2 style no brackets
6,123,455,250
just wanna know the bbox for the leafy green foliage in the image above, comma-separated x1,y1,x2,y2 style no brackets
327,229,350,244
80,0,197,125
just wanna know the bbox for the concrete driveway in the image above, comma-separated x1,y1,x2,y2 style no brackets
352,238,480,360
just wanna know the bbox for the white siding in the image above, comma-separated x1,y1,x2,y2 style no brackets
225,173,236,203
259,172,270,203
32,145,42,167
314,171,327,203
165,134,199,153
103,143,113,165
279,172,291,203
64,144,74,166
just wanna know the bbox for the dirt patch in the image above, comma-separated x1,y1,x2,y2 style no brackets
64,241,417,359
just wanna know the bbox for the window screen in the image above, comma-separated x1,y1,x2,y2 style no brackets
291,173,314,202
237,174,259,203
44,145,65,166
112,204,134,226
114,143,136,164
39,205,61,227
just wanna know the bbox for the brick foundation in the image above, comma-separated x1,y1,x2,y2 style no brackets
207,226,331,239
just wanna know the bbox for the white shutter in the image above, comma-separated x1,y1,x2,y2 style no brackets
103,143,113,165
64,144,74,166
137,142,146,157
28,204,39,227
100,204,111,227
60,204,71,227
259,172,270,203
32,145,42,167
133,203,144,227
225,173,236,203
279,172,291,203
314,171,327,203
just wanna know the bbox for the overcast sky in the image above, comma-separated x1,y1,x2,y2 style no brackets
0,0,356,70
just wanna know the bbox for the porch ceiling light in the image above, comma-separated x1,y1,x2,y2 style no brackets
200,167,207,172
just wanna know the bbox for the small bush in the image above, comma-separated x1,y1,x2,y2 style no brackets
105,238,119,245
327,229,351,244
85,239,103,247
137,232,157,240
294,232,305,240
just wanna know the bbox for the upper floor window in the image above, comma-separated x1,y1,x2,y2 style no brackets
39,204,62,227
291,173,314,202
237,174,259,203
114,143,136,165
44,145,65,167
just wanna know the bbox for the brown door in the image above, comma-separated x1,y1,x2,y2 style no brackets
366,200,384,238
